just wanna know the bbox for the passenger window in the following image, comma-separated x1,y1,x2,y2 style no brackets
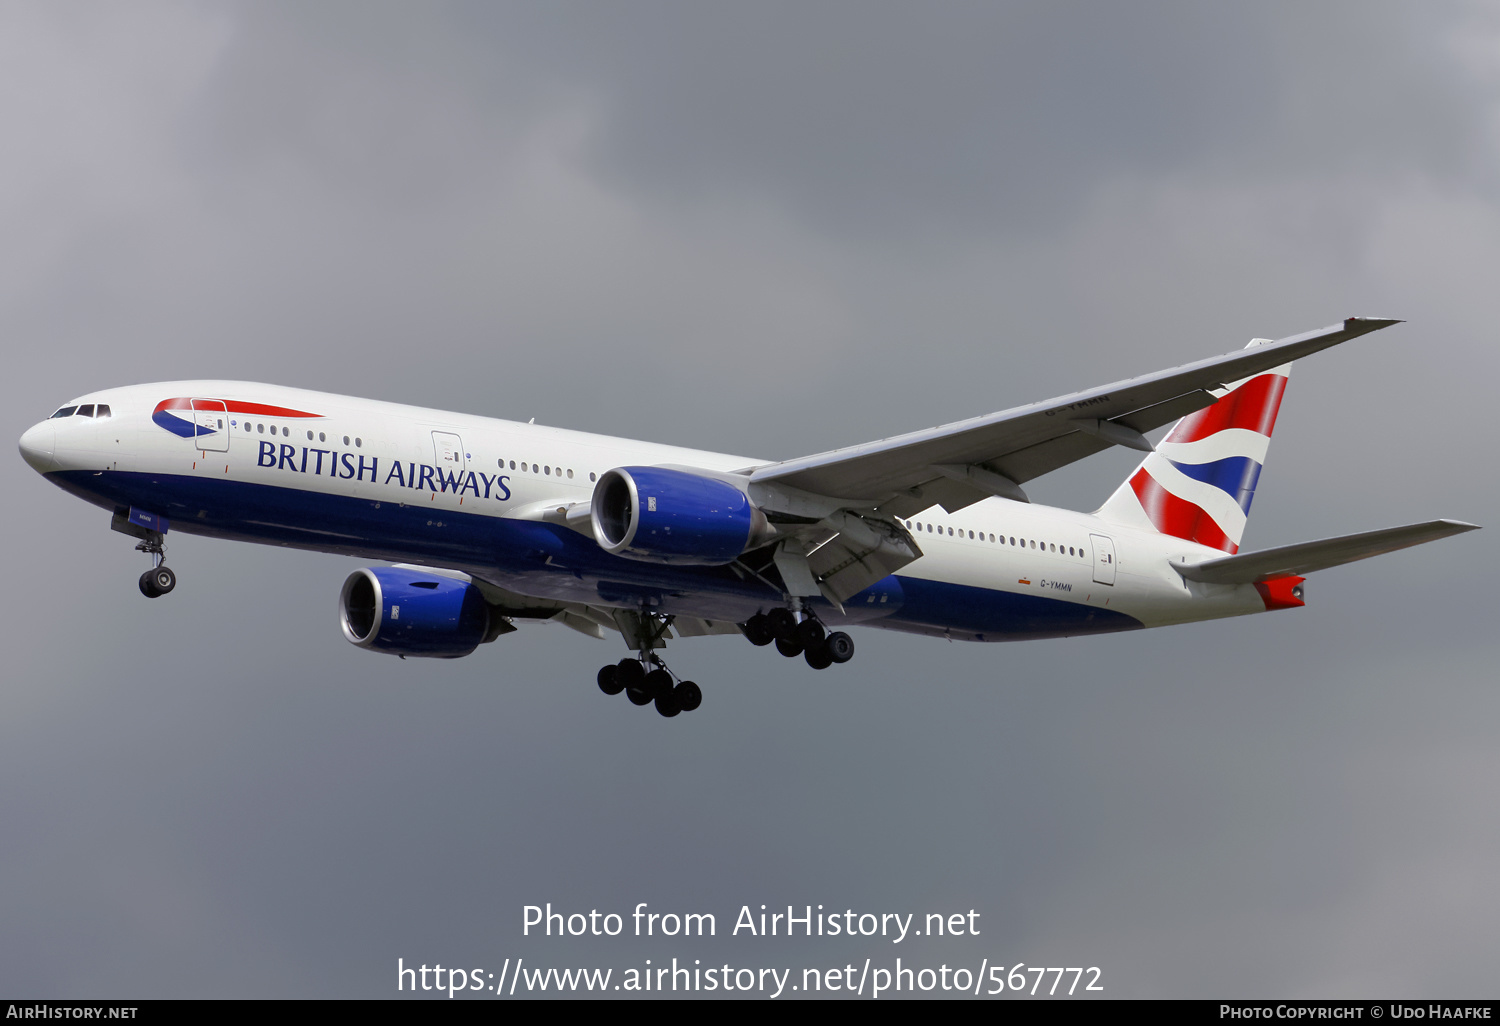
589,472,596,481
257,424,264,433
968,530,974,539
355,438,362,447
567,469,574,479
545,466,551,475
947,527,954,536
306,430,314,440
283,426,290,436
343,435,350,445
319,432,326,442
76,404,94,417
989,534,995,542
51,407,77,419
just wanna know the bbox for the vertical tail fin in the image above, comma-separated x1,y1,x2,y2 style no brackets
1096,340,1291,554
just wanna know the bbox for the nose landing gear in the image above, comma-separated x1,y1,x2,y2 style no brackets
132,530,176,599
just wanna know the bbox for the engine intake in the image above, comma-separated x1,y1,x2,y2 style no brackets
591,466,771,565
340,566,500,658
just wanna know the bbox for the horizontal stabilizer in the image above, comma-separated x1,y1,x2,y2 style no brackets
1172,519,1480,584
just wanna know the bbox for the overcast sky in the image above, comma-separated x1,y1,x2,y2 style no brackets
2,1,1497,999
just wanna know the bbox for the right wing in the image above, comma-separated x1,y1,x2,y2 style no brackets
748,317,1401,518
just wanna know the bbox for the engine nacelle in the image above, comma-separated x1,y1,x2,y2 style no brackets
591,466,771,565
340,566,496,658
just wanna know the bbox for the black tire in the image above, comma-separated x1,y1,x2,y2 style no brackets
804,643,834,670
655,692,682,717
674,680,702,712
825,631,854,664
796,618,826,649
597,664,624,695
626,686,653,706
742,614,775,646
616,658,646,690
774,636,803,658
766,607,798,642
643,668,674,699
151,566,176,594
138,571,161,598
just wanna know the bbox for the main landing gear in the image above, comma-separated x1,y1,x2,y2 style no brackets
596,605,702,718
741,608,854,670
597,658,703,718
135,531,177,599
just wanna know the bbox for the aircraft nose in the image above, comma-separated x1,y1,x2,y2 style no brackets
18,420,57,473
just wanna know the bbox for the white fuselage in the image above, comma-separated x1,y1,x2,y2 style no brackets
19,380,1278,642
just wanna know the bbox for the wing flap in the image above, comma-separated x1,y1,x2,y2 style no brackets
1172,519,1479,584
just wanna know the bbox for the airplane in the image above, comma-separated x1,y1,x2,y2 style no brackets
17,317,1478,718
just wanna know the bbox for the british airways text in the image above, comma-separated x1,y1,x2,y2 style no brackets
256,441,513,500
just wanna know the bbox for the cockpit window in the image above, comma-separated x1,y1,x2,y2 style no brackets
76,404,94,418
50,406,77,419
95,405,111,419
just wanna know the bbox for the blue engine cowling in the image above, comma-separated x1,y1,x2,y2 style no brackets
591,466,771,565
340,566,493,658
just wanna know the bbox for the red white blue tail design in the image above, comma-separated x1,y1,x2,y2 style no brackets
1097,343,1291,553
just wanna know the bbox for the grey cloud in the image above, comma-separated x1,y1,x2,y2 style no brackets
1,0,1496,999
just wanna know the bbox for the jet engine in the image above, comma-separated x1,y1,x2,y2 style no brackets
591,466,773,565
339,566,507,658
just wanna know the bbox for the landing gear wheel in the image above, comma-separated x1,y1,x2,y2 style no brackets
654,691,682,717
643,668,674,699
616,658,646,691
774,636,804,658
138,571,161,598
674,681,702,712
825,631,854,664
150,566,176,594
597,664,624,695
804,643,834,670
742,614,775,647
626,686,654,706
796,618,826,649
766,607,798,643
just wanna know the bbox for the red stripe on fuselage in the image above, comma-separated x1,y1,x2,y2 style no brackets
1166,373,1287,444
155,397,322,418
1128,469,1237,553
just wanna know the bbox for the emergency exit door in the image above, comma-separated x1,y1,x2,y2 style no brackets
1090,534,1117,585
191,399,229,453
432,431,466,475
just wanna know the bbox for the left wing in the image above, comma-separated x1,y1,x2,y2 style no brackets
748,317,1400,518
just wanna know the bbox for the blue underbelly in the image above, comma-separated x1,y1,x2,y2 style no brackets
49,470,1142,641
